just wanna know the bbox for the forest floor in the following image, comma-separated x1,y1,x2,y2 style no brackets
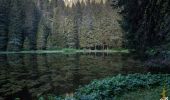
0,49,129,54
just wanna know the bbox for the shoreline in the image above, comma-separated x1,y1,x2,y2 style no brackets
0,50,129,54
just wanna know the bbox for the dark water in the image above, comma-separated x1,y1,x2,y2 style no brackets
0,53,164,100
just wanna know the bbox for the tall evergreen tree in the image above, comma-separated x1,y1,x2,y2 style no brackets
0,0,10,51
8,0,24,51
23,0,40,50
73,3,82,49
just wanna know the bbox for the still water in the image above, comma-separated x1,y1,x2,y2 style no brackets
0,53,161,99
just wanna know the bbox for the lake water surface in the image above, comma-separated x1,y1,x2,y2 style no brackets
0,53,162,99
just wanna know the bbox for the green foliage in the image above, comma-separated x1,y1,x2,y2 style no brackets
36,74,170,100
74,73,169,100
115,86,170,100
38,96,75,100
38,94,61,100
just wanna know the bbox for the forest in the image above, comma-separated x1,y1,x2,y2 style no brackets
0,0,169,54
0,0,170,100
0,0,123,51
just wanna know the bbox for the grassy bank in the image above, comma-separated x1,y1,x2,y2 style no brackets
38,73,170,100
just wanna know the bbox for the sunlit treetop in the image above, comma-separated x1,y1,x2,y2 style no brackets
63,0,107,8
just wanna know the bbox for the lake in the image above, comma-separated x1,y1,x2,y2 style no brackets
0,52,165,99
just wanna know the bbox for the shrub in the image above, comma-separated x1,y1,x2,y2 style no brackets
74,73,169,100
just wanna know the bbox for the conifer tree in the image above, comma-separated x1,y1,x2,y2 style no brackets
8,0,24,51
0,0,10,51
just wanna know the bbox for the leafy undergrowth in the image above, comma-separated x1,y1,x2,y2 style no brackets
74,73,169,100
39,73,170,100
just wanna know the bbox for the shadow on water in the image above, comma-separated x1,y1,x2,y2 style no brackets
0,53,169,99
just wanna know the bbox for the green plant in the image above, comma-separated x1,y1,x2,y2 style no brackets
74,73,169,100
